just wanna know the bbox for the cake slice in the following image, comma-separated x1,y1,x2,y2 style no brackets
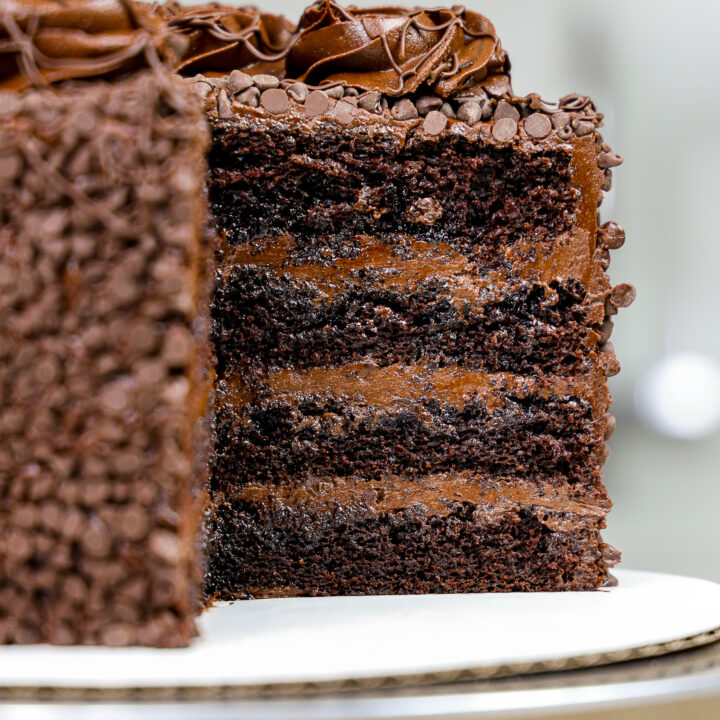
169,0,632,598
0,3,211,645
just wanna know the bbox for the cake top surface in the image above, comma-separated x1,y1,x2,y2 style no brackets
1,0,510,99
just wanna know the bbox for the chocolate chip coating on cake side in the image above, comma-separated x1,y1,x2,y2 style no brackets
0,72,211,646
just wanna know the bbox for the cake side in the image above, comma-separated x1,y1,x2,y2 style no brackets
0,71,211,646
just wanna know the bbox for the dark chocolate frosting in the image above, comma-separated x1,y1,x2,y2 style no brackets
154,3,298,78
287,1,510,97
0,0,177,91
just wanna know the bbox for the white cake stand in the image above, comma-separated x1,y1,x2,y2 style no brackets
2,569,720,718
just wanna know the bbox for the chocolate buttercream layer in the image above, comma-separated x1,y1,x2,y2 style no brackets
217,473,611,520
0,72,211,646
205,475,616,599
211,363,609,490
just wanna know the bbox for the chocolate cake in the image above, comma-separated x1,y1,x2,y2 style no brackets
167,1,631,600
0,4,212,645
0,0,635,645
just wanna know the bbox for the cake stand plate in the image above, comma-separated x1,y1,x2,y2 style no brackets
1,570,720,696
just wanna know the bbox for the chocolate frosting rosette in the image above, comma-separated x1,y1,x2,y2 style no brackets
156,2,298,78
0,0,180,90
287,0,511,97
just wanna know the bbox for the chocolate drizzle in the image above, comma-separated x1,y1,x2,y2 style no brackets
0,0,179,91
287,1,510,97
155,3,298,77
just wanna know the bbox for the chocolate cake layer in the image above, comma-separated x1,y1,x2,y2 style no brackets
206,475,616,598
213,241,591,375
209,118,578,249
212,364,608,490
0,73,211,646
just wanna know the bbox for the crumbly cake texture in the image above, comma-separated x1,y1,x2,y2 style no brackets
0,0,636,644
0,71,212,645
172,1,633,599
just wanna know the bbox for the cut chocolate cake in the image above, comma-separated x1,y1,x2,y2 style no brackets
0,4,212,645
0,0,635,645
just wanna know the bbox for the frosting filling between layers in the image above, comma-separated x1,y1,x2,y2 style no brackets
211,363,609,489
215,473,611,524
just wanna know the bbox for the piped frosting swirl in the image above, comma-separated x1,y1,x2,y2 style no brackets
0,0,178,91
287,1,510,97
155,2,298,78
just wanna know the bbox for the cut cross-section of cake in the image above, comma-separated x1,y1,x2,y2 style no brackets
164,0,632,599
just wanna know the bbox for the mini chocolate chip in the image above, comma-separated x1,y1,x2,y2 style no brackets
494,100,520,122
478,98,494,120
416,95,443,116
599,248,611,270
305,90,330,118
598,319,614,344
0,152,22,187
423,110,448,136
605,414,617,440
610,283,636,308
163,326,194,367
253,74,280,90
357,90,382,113
83,524,112,558
599,221,626,249
456,102,482,125
324,85,345,99
440,102,455,119
333,100,358,125
191,81,212,99
287,82,309,103
228,70,253,94
150,530,182,565
216,90,232,119
237,86,260,107
605,296,618,317
391,98,418,121
261,88,289,115
552,111,570,129
492,117,517,142
103,624,135,646
575,119,595,136
599,342,621,377
117,505,149,542
603,170,613,191
557,125,573,141
524,112,552,139
598,151,623,169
